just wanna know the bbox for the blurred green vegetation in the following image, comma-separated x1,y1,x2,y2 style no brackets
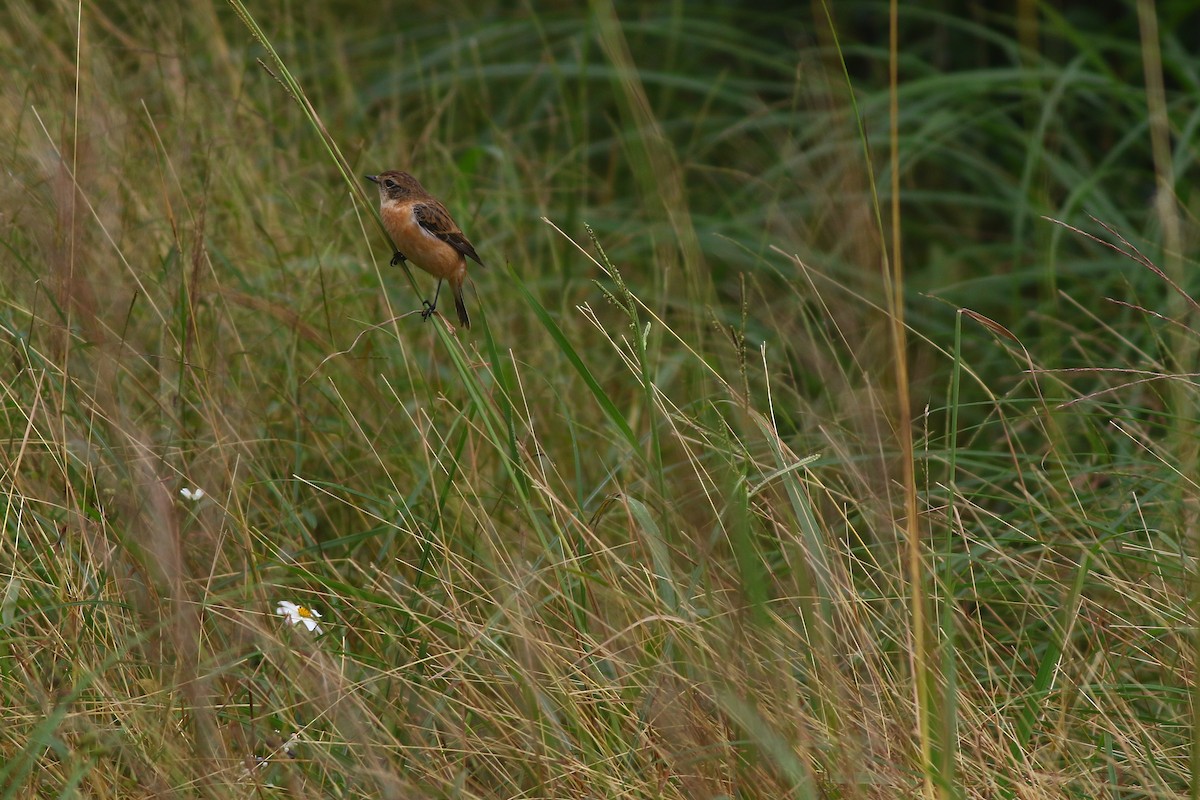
1,2,1198,798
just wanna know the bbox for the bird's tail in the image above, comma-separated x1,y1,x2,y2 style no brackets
454,283,470,329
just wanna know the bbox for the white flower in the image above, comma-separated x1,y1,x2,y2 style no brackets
180,487,206,501
275,601,323,634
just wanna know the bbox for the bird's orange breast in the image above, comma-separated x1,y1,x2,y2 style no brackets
381,201,466,282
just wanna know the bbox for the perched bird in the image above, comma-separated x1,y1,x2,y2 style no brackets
366,171,483,329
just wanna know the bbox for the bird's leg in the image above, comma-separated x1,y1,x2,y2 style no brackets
390,251,407,266
422,279,444,321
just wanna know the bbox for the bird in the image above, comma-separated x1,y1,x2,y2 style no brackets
365,170,484,329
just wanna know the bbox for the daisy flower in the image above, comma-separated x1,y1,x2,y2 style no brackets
275,601,323,634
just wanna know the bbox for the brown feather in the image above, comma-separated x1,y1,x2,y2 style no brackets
413,203,484,267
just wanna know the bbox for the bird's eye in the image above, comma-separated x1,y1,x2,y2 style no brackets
384,179,396,188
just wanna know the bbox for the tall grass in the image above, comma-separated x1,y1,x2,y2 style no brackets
0,2,1197,798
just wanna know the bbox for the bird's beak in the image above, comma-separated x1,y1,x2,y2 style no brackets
365,174,379,184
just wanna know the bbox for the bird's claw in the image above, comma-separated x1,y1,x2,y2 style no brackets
420,300,436,321
390,251,407,266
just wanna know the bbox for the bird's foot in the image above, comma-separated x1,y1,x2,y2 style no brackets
420,300,437,321
390,251,407,266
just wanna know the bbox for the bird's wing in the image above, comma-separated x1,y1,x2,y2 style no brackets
414,203,484,267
